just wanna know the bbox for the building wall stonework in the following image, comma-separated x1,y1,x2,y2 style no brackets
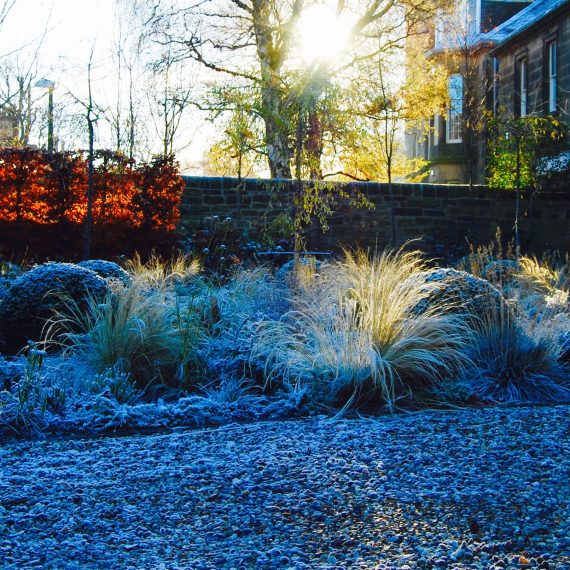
181,176,570,254
495,9,570,119
410,1,570,185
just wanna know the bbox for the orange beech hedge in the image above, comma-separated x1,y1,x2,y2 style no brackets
0,149,185,260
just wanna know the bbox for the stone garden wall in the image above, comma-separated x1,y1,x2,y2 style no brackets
181,176,570,253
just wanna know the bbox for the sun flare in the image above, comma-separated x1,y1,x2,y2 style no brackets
297,4,354,63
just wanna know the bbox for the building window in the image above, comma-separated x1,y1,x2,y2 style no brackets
547,40,557,113
516,57,528,117
434,9,445,48
447,74,463,143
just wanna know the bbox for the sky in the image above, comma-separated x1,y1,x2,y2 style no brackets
0,0,406,175
1,0,116,79
0,0,213,172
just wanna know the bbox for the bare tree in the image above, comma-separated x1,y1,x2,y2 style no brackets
147,44,195,158
112,0,198,160
107,0,150,160
0,0,16,39
0,12,50,147
141,0,447,179
0,63,35,146
64,47,105,259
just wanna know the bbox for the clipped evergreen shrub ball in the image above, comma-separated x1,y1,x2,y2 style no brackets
0,262,110,354
78,259,133,287
408,267,506,323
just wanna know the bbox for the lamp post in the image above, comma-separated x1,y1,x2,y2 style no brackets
35,79,55,152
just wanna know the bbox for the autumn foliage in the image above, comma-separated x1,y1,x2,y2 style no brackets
0,148,185,260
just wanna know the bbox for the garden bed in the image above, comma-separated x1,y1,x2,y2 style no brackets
1,247,569,438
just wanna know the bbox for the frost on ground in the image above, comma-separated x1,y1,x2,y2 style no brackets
0,406,568,569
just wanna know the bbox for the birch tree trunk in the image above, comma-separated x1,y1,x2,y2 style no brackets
253,1,293,179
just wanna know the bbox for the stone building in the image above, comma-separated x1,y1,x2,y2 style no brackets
486,0,569,120
407,0,570,184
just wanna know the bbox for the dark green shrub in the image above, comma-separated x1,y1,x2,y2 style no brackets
408,268,506,324
0,262,109,354
78,259,132,287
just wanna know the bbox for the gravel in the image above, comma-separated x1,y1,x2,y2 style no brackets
0,405,569,569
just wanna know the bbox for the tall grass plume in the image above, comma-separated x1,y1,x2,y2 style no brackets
253,248,470,411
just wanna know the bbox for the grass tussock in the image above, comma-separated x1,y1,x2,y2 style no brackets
253,248,470,411
124,252,200,289
199,266,289,388
0,344,70,435
464,305,570,404
516,255,569,299
45,278,204,390
510,256,570,322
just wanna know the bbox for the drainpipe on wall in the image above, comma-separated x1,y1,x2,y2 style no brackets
492,57,499,115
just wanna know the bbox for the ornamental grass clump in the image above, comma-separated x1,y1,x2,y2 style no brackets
515,255,569,309
253,248,470,411
0,342,68,435
46,278,204,391
90,364,139,404
209,266,287,332
124,251,200,290
464,305,570,404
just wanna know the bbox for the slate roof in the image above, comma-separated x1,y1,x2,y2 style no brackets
483,0,570,48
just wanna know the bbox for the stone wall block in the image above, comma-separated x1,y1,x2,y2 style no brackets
180,177,570,253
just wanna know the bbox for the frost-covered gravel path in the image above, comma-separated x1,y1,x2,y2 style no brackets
1,406,569,570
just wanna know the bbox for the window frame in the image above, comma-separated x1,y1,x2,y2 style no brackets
446,74,463,144
547,40,558,113
515,56,528,117
492,57,500,115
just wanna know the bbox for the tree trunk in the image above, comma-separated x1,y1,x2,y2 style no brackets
253,3,293,179
128,75,135,161
294,109,304,258
387,166,396,245
260,85,292,179
84,115,95,260
84,63,95,261
514,136,521,261
307,105,323,180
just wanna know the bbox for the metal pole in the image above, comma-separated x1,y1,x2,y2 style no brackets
47,87,54,153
